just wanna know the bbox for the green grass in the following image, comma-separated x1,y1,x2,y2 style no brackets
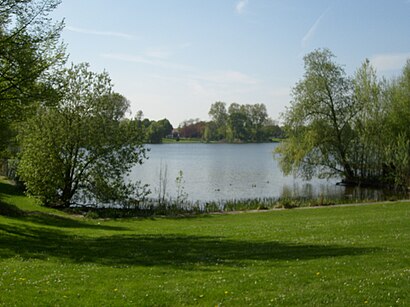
270,137,284,142
162,138,203,144
0,179,409,306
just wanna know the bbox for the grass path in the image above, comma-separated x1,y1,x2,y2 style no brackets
0,179,409,306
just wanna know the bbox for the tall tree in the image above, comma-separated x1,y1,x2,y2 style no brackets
0,0,65,154
208,101,228,140
248,103,268,142
146,118,173,143
228,103,252,142
383,60,410,189
18,63,147,207
276,49,358,181
351,59,386,183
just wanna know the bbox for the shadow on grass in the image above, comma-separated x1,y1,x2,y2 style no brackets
0,201,26,217
0,206,128,231
0,223,377,269
0,181,24,197
23,213,128,230
0,182,127,230
0,181,28,218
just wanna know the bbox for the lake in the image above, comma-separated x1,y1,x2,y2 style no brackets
130,143,385,203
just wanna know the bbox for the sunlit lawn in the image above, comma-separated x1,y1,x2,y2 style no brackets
0,179,409,306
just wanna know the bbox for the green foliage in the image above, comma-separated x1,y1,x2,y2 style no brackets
208,101,228,140
17,63,147,207
129,112,173,144
277,49,410,189
206,101,277,143
175,170,188,205
0,0,66,155
384,60,410,189
277,49,357,180
350,59,386,182
228,103,253,141
146,118,173,143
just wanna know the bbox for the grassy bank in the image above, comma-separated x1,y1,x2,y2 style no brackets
162,138,203,144
161,138,284,144
0,179,409,306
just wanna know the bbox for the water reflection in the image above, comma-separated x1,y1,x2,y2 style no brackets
130,143,405,202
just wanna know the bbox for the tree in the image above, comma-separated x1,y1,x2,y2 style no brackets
351,59,387,184
277,49,410,188
208,101,228,140
178,119,206,139
205,102,273,143
146,118,173,143
261,118,285,140
203,120,217,143
276,49,358,181
17,63,147,207
228,103,253,142
0,0,65,155
247,103,268,142
383,60,410,189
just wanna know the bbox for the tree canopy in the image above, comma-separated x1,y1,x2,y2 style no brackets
276,48,410,189
204,102,278,143
0,0,65,155
18,63,147,207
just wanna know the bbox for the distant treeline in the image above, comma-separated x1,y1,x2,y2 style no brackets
134,102,285,144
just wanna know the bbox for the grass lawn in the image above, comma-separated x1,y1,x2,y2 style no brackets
0,179,409,306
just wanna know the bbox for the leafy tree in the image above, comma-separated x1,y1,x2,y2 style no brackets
228,103,252,142
17,63,147,207
146,118,173,143
261,118,285,140
247,103,268,142
383,60,410,188
276,49,358,181
203,121,217,142
208,101,228,140
277,49,410,188
0,0,65,155
206,102,273,143
351,59,387,183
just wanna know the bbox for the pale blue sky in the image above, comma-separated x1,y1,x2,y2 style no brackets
53,0,410,126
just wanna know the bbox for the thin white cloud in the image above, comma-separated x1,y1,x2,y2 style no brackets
301,8,329,48
100,53,193,71
235,0,248,14
102,52,257,85
370,52,410,71
66,26,137,40
150,69,258,86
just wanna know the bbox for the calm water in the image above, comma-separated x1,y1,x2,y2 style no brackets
130,143,383,202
